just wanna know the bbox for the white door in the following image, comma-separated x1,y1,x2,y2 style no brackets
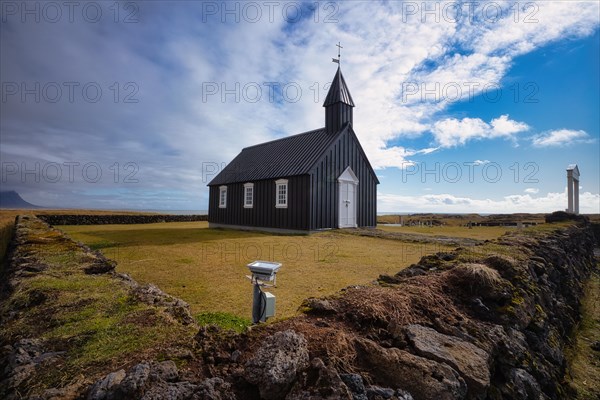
338,167,359,228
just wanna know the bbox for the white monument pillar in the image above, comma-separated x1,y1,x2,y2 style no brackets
567,175,574,213
574,178,579,214
566,164,580,215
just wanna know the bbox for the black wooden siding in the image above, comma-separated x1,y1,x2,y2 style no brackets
208,175,311,230
309,127,378,230
325,103,353,134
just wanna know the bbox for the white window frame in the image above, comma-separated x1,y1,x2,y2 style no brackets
275,179,288,208
244,183,254,208
219,185,227,208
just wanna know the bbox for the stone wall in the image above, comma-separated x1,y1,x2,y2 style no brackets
185,218,597,400
37,214,207,225
0,216,199,400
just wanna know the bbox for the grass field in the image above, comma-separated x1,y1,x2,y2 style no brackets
565,266,600,399
379,224,513,241
61,222,480,322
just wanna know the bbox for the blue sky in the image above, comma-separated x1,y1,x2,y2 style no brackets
1,1,599,213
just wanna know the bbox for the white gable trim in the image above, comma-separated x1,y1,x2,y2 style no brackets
337,166,359,184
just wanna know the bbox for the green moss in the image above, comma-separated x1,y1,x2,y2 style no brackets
521,351,532,368
533,304,546,320
298,306,312,314
547,328,560,350
43,252,79,267
512,296,524,305
88,240,117,250
195,311,251,333
497,304,516,315
0,217,198,395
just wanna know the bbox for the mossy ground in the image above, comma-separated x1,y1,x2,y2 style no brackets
0,216,196,394
195,311,251,333
565,265,600,399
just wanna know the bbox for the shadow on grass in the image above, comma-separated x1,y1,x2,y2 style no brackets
65,227,275,248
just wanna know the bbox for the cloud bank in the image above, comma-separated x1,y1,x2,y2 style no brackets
1,1,598,211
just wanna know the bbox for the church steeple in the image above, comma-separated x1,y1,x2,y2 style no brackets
323,65,355,133
323,43,354,133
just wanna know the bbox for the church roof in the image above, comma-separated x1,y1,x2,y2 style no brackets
323,66,355,107
208,126,344,186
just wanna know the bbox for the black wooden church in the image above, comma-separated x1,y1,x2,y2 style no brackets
207,63,379,233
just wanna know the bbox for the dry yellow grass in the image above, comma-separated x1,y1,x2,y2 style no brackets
62,222,451,320
0,211,20,262
565,268,600,399
378,224,512,241
454,263,503,286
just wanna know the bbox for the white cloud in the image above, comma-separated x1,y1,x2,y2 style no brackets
1,1,599,208
431,115,529,147
532,129,593,147
379,190,600,214
468,2,600,58
347,1,599,165
472,160,490,166
262,1,598,169
490,115,530,135
416,147,440,155
368,145,418,170
524,188,539,194
432,117,489,147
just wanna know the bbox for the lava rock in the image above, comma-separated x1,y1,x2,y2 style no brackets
356,338,466,400
301,298,337,315
405,324,490,399
131,284,195,325
87,370,126,400
504,368,548,400
365,386,395,399
287,358,353,399
244,330,309,400
340,373,367,399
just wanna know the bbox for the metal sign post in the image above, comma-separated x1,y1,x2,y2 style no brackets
246,261,281,324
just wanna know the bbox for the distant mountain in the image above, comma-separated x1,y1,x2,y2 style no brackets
0,191,41,209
